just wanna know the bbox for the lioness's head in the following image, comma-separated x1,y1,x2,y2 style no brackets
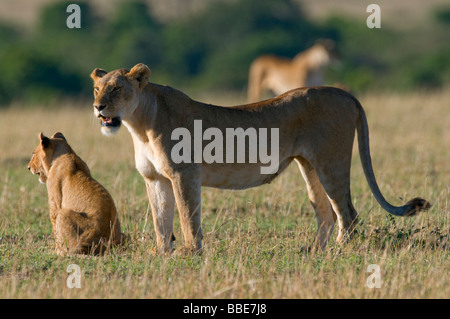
313,39,340,66
90,63,151,136
28,132,68,184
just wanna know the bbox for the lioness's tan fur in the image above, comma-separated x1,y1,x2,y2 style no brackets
28,132,123,255
91,63,430,254
248,39,339,102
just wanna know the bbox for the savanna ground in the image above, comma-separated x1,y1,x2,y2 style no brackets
0,89,448,298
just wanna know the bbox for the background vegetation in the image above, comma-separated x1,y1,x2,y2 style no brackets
0,0,449,105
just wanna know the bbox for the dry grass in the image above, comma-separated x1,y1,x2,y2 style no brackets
0,89,448,298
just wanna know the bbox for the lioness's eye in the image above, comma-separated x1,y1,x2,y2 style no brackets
94,87,99,93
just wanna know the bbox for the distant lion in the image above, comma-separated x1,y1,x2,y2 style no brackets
248,39,340,102
28,132,124,255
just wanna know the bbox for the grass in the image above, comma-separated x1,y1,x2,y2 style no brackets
0,89,448,298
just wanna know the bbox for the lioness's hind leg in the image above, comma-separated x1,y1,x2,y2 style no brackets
296,157,336,250
328,192,359,244
248,60,265,102
314,163,359,244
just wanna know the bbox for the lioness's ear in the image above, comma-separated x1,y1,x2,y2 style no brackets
39,132,51,149
315,38,335,50
91,68,107,81
127,63,151,89
51,132,66,141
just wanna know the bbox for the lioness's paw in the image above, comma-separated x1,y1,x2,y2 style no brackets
150,246,174,256
173,246,203,256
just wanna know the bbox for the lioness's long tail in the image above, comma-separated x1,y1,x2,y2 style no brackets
353,96,431,216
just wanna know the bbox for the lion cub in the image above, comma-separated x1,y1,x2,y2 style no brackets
28,132,123,255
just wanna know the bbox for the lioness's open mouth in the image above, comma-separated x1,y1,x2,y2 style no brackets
98,115,121,127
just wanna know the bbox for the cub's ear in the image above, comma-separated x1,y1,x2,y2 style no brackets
90,68,107,81
126,63,151,89
51,132,66,140
39,132,51,149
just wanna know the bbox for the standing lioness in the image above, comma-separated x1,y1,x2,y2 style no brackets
247,39,339,102
91,63,430,254
28,132,123,255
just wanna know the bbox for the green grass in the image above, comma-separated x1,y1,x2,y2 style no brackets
0,90,448,298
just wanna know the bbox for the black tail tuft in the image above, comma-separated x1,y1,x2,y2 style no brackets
403,197,431,216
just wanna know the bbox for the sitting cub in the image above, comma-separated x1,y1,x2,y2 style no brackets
28,132,124,255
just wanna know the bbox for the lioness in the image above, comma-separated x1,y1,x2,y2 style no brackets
248,39,339,102
91,63,430,254
28,132,123,255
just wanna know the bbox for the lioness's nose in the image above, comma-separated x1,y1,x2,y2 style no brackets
94,104,106,111
27,166,30,170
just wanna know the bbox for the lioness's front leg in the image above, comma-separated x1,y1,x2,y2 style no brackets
144,177,175,254
170,169,203,254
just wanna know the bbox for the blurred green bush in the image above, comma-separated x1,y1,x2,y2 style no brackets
0,0,448,105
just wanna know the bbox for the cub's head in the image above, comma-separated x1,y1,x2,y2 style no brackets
90,63,151,136
28,132,68,184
